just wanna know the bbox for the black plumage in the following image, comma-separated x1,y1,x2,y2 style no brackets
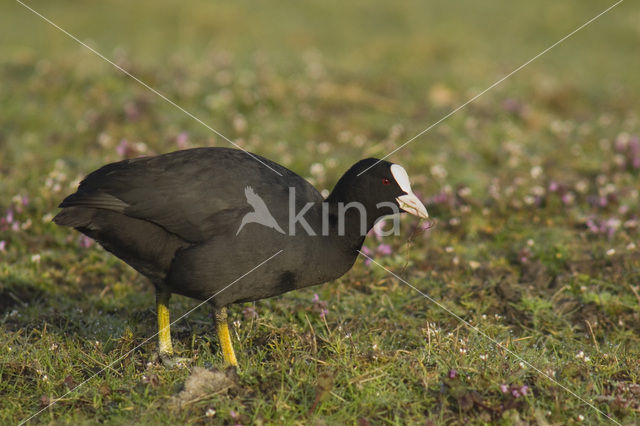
54,147,428,365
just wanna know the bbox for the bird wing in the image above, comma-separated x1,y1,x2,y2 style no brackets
59,148,320,243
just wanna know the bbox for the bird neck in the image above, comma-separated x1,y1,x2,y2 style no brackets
319,196,379,252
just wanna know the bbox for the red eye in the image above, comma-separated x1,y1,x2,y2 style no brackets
382,178,390,185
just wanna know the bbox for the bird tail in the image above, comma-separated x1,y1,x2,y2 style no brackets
53,207,95,228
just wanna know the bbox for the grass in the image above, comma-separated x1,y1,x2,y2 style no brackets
2,0,640,423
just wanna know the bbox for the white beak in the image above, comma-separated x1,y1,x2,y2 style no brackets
396,192,429,219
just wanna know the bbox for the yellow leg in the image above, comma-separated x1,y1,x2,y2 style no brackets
156,289,173,356
215,307,238,367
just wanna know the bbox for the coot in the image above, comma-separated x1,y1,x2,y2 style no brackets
54,147,428,366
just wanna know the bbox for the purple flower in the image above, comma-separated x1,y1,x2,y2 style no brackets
361,245,372,265
586,218,600,234
518,247,532,264
561,192,575,205
377,243,392,256
548,181,559,192
176,132,189,149
629,136,639,154
116,139,130,157
431,191,449,205
79,235,94,248
242,306,258,319
598,196,608,208
500,383,528,398
604,218,620,239
0,240,6,252
369,219,387,240
616,135,640,170
6,209,14,224
614,137,627,153
116,139,143,158
312,293,329,317
448,369,457,379
420,221,434,231
586,217,620,239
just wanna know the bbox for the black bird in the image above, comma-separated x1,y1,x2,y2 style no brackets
54,147,428,366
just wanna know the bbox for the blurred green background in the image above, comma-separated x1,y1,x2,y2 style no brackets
1,0,639,424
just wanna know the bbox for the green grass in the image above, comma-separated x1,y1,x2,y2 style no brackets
2,0,640,423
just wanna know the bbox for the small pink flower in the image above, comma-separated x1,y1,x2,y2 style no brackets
369,219,387,240
629,136,639,153
598,197,608,208
586,218,599,233
431,191,449,204
0,240,6,252
176,132,189,149
116,139,129,157
614,138,627,153
561,192,574,205
518,247,532,264
500,384,509,393
418,221,434,232
448,369,457,379
312,293,328,317
242,306,258,319
377,243,392,256
116,139,139,158
79,235,94,248
520,385,529,396
361,245,372,265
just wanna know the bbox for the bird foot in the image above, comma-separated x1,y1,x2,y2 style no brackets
224,364,239,378
161,354,192,368
150,352,192,368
